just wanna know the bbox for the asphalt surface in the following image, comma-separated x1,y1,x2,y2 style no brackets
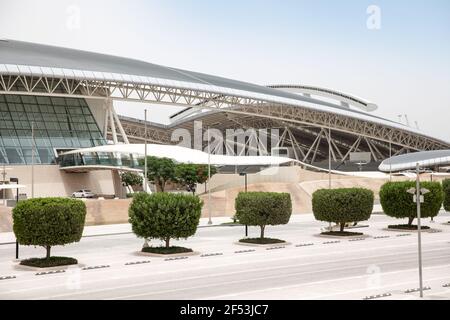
1,213,450,300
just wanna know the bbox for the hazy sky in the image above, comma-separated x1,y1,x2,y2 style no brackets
0,0,449,141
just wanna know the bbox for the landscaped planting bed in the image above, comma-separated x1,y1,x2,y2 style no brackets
320,231,364,237
388,224,431,231
312,188,374,235
20,257,78,268
239,238,286,245
235,192,292,244
142,246,193,255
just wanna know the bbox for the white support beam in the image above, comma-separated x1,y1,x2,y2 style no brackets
111,102,130,144
109,106,118,144
0,74,447,152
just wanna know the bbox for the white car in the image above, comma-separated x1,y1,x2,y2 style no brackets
71,189,95,198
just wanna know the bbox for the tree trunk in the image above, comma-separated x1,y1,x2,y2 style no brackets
408,216,415,227
46,245,51,259
165,237,170,249
340,222,345,232
160,181,165,192
260,225,265,239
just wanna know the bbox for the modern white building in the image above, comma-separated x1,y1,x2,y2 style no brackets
0,39,449,198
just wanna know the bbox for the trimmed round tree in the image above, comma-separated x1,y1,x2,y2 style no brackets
235,192,292,243
380,181,443,228
13,197,86,266
312,188,374,234
129,192,203,253
120,171,143,187
443,179,450,212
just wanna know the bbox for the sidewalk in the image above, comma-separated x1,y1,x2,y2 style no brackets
0,205,389,245
0,216,236,244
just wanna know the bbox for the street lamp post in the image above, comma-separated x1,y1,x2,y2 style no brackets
407,162,429,298
239,172,248,237
10,177,19,259
207,126,212,225
389,142,392,182
328,127,331,189
415,163,424,298
144,109,148,193
31,122,35,198
143,109,150,248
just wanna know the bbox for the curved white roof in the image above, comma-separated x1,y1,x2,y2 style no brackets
379,150,450,172
268,84,378,112
0,40,447,147
61,143,294,166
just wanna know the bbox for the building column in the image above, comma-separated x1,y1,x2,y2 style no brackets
111,170,124,199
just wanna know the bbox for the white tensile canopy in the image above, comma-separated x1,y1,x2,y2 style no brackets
60,144,294,167
0,184,26,190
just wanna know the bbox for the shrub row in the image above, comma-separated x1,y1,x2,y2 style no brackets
444,179,450,212
129,192,203,249
13,197,86,261
380,181,444,226
312,188,374,232
12,179,448,267
235,192,292,241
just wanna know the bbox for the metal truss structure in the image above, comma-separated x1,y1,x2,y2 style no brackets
1,74,448,161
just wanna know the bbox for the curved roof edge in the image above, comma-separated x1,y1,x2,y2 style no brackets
60,143,295,166
0,40,448,148
379,150,450,172
268,84,378,112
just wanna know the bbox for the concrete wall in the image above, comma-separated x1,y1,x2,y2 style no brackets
198,166,379,195
1,166,443,233
0,199,133,232
197,166,427,217
2,165,117,199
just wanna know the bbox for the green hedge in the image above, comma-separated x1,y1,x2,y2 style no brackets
120,171,143,187
129,192,203,248
443,179,450,212
13,197,86,259
380,181,444,226
312,188,374,232
235,192,292,239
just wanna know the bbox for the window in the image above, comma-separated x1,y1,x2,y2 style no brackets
0,94,105,164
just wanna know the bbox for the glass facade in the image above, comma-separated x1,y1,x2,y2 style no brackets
0,94,106,165
59,152,140,169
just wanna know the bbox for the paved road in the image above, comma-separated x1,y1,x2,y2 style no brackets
1,214,450,300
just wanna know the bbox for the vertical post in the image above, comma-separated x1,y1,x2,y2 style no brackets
245,172,248,237
103,103,109,139
245,174,248,193
207,126,212,225
15,185,19,259
144,109,148,193
327,128,333,231
328,127,331,189
389,142,392,182
143,109,149,249
416,162,424,298
31,122,34,198
2,164,5,206
109,106,118,144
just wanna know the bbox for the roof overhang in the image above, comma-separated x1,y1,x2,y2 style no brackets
0,40,448,150
379,150,450,172
60,143,295,167
60,165,143,173
0,184,26,190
